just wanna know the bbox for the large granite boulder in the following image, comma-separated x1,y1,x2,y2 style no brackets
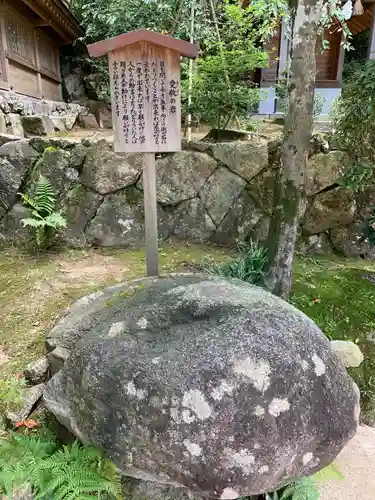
44,275,359,499
0,139,38,174
0,203,31,244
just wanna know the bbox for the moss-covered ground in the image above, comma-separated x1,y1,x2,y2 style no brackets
1,244,375,420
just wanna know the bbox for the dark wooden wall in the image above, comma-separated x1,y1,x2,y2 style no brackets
0,0,62,100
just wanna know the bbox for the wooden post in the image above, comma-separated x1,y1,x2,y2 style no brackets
143,152,158,276
87,30,199,278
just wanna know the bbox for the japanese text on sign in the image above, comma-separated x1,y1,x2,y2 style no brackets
111,57,180,151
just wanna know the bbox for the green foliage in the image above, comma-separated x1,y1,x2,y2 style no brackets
18,175,67,249
332,61,375,163
245,464,343,499
339,158,375,193
202,241,267,286
343,29,370,81
70,0,216,45
184,1,272,131
0,377,26,421
0,433,121,499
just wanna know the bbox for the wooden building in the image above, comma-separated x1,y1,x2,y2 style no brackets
0,0,83,101
257,0,375,116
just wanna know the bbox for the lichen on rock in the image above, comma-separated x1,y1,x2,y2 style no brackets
44,274,359,498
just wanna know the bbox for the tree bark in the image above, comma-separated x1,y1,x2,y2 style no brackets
266,0,324,299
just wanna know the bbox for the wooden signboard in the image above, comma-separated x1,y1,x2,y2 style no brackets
109,43,181,153
88,30,199,276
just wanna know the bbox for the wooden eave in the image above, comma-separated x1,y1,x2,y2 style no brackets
20,0,84,43
88,29,199,59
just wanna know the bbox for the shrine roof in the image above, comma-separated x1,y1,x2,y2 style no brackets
87,29,199,59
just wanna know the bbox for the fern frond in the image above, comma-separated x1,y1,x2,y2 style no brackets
44,212,67,229
280,477,319,500
21,218,45,228
34,176,56,216
18,192,39,212
0,435,120,500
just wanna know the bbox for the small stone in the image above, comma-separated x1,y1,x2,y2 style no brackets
62,112,78,130
47,346,70,376
78,112,99,129
0,133,21,147
21,115,54,136
6,113,24,137
0,109,6,134
6,384,44,424
50,116,67,133
24,357,49,385
330,340,364,368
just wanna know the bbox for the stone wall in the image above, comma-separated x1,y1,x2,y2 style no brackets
0,132,373,257
0,91,98,138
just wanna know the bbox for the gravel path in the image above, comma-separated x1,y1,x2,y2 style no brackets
319,425,375,500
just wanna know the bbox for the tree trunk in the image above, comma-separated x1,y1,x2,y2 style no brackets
266,0,324,299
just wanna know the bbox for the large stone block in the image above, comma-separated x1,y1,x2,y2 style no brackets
86,188,166,247
199,167,246,225
212,140,269,181
0,203,31,244
303,188,356,234
166,198,216,242
329,222,375,259
81,143,142,195
30,147,77,199
213,190,264,246
0,139,38,174
138,151,217,205
0,158,24,216
44,275,359,498
306,151,349,196
62,184,103,248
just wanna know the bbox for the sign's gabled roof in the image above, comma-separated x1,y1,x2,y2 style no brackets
87,29,199,59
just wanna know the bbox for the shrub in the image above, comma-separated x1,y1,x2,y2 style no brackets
202,241,267,286
332,60,375,162
18,175,67,249
0,433,121,499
